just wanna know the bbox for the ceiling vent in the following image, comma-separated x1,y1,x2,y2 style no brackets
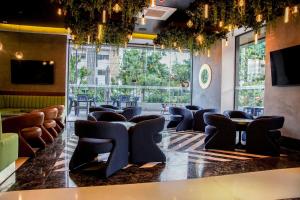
138,6,176,21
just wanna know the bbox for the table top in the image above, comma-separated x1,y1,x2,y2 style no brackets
231,118,253,125
110,121,136,130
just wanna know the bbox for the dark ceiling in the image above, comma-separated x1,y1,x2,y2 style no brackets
0,0,195,34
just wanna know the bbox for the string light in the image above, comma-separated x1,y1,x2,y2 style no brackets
15,51,23,59
128,34,133,40
102,10,107,24
98,24,104,41
204,4,209,19
141,14,146,25
113,3,122,13
150,0,156,7
254,32,258,44
292,6,298,15
238,0,245,7
219,21,224,28
186,20,193,28
196,34,204,45
57,8,62,16
256,14,263,22
284,7,290,23
207,49,211,57
225,38,229,47
67,27,72,35
87,35,91,44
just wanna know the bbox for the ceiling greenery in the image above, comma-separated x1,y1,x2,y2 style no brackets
154,0,300,53
53,0,300,52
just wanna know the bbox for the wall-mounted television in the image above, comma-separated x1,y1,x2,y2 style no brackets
11,60,54,84
270,45,300,86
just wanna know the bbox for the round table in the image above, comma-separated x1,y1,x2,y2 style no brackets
231,118,254,147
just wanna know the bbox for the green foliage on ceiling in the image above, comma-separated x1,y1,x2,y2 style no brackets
154,0,300,52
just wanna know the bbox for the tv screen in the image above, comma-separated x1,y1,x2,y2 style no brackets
270,45,300,86
11,60,54,84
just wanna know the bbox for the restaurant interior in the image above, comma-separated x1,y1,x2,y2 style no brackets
0,0,300,199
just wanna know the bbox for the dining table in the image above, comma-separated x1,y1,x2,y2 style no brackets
110,121,136,130
231,118,254,147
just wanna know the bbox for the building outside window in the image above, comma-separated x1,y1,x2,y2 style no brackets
235,29,266,116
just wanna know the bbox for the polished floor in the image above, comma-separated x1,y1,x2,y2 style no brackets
1,167,300,200
1,122,300,192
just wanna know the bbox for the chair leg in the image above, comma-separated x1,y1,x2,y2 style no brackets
41,126,54,143
105,145,128,178
69,146,98,170
48,127,58,138
19,135,36,157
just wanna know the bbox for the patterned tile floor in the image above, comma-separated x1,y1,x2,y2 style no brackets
1,122,300,192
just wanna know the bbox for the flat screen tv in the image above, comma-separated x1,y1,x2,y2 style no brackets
270,45,300,86
11,60,54,84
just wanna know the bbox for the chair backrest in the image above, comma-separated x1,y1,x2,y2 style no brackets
75,120,127,140
185,105,201,110
77,94,88,101
130,115,165,135
2,112,45,133
248,116,284,132
169,107,192,117
122,106,142,120
100,105,119,110
223,110,254,119
129,115,162,123
46,105,65,117
33,107,58,120
89,107,116,113
204,113,234,130
88,111,126,122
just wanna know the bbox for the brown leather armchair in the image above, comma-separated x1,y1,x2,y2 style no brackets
32,107,59,138
46,105,65,132
2,112,46,157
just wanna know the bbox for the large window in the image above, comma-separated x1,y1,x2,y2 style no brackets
68,44,192,116
235,30,266,116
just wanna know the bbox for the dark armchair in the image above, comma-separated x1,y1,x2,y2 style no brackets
246,116,284,156
193,109,217,132
204,113,236,150
100,105,119,110
121,106,142,120
89,106,116,113
88,111,127,122
185,105,202,110
128,115,166,164
167,107,193,131
69,120,129,177
223,110,254,120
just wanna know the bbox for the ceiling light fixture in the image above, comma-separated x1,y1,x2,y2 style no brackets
113,3,122,13
57,8,62,16
141,14,146,25
284,7,290,23
102,10,107,24
49,61,55,65
204,4,209,19
150,0,156,7
186,20,193,28
15,51,23,60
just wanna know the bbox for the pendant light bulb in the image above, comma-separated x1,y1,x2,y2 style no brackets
161,44,165,49
173,42,177,47
141,14,146,25
98,24,104,41
292,6,298,15
102,10,107,24
0,41,3,51
256,14,263,23
194,51,199,56
196,34,204,45
238,0,245,7
150,0,156,7
186,20,193,28
204,4,209,19
128,34,133,40
207,49,211,58
225,38,229,47
219,21,224,28
57,8,62,16
113,3,122,13
87,35,91,44
254,32,258,45
15,51,23,60
284,7,290,23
